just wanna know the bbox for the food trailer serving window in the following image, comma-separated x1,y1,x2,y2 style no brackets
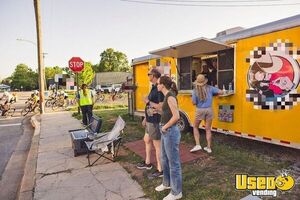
217,49,234,91
150,38,234,91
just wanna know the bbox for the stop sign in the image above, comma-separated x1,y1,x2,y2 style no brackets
69,57,84,72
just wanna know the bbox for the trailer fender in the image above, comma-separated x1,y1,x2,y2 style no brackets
177,110,191,133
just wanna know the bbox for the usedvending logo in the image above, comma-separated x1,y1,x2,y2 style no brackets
246,39,300,110
235,172,295,197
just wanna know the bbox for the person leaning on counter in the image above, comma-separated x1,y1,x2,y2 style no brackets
190,74,224,154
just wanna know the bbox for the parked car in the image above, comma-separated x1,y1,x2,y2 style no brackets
98,84,113,93
112,84,122,92
95,85,102,91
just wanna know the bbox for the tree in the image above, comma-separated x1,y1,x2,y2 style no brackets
92,63,100,73
45,66,63,80
62,67,74,77
1,77,12,85
97,48,130,72
10,64,38,90
79,62,95,86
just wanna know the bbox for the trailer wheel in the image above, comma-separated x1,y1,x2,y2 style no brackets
177,112,190,133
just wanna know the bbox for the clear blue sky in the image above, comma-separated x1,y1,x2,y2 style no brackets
1,0,300,79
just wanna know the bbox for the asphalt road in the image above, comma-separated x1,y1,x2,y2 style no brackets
0,92,31,179
0,116,24,180
0,91,33,200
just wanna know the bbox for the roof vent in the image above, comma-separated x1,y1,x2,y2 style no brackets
216,27,245,37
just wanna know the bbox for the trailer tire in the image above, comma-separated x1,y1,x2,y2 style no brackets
177,112,190,133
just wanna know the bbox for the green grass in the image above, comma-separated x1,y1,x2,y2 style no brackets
70,104,128,112
72,109,300,200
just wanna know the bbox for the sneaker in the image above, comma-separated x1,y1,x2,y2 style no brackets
190,145,202,152
204,147,212,153
148,170,163,179
136,161,153,170
155,183,171,192
163,192,183,200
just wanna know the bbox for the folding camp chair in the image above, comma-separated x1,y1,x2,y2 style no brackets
69,115,102,156
85,116,125,166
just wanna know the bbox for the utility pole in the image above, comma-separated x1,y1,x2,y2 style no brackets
33,0,45,114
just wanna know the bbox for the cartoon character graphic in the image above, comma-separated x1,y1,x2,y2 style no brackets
275,173,295,191
249,53,295,97
246,40,300,110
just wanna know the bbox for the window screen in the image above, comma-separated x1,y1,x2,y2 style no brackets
218,49,234,90
156,59,160,66
218,49,234,70
178,57,192,90
218,70,234,90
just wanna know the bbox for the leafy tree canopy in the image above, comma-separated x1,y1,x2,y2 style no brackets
1,77,12,85
79,62,95,86
45,66,63,80
62,67,75,77
10,64,38,90
97,48,130,72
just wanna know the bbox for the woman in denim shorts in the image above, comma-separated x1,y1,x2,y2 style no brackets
154,75,182,200
190,74,223,154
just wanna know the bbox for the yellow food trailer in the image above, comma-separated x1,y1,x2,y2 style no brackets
132,14,300,149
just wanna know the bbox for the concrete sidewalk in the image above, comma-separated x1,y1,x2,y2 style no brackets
32,112,147,200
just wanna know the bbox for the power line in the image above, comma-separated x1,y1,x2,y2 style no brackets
120,0,300,7
150,0,282,2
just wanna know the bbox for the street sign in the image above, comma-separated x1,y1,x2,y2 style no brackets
69,57,84,72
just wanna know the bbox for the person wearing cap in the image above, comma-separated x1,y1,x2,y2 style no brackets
30,92,40,112
0,91,16,105
77,83,95,126
190,74,224,153
0,91,16,116
136,68,164,179
200,60,209,77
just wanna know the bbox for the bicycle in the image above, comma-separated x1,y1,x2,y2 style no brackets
45,96,57,107
21,99,39,116
111,90,125,101
95,91,105,102
68,98,77,106
52,97,66,111
0,103,16,117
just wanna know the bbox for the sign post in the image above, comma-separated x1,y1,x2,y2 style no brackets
69,57,84,114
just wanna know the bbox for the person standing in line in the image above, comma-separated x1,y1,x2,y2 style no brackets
190,74,223,153
136,68,164,178
77,83,94,126
155,76,182,200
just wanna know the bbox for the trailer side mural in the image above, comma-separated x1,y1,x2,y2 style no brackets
246,40,300,109
239,27,300,148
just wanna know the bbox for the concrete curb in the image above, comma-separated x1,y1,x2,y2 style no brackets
18,115,41,200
